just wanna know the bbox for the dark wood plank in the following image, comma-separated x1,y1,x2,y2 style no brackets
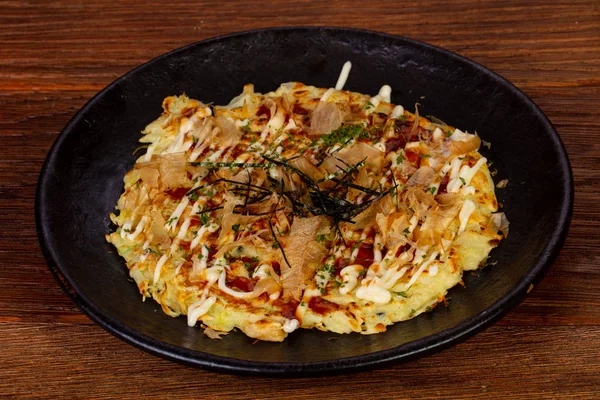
1,323,599,399
1,0,599,398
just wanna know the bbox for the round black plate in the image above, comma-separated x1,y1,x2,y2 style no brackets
36,27,573,376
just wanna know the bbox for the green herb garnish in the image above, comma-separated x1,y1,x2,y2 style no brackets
319,125,364,147
200,213,210,226
167,217,177,225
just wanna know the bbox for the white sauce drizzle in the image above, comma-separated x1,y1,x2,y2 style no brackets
376,85,392,103
217,269,253,299
267,107,286,133
193,244,211,274
373,234,383,262
458,199,477,234
144,138,160,162
283,319,299,333
174,261,184,275
163,120,189,155
207,147,226,162
121,220,133,239
320,88,335,102
447,157,487,193
166,196,190,232
355,283,391,304
429,263,439,277
188,122,213,162
234,152,252,164
355,247,414,304
391,105,404,119
404,251,439,290
126,216,148,241
153,254,168,283
339,264,363,295
187,296,217,327
190,226,208,250
408,215,419,233
381,266,409,289
369,97,380,110
450,128,475,142
334,61,352,90
461,185,476,196
460,157,488,186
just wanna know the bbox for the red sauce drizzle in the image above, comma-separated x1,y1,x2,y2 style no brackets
257,105,271,119
271,261,281,275
308,297,339,315
227,277,256,292
206,241,218,262
385,137,407,154
230,144,245,160
165,187,189,199
292,104,309,115
199,147,210,158
333,258,348,276
237,256,260,275
395,244,410,257
256,292,270,303
405,150,419,164
355,242,374,267
179,241,191,252
395,121,422,142
438,174,450,194
274,298,299,319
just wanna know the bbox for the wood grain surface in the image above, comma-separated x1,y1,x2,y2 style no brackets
1,0,599,398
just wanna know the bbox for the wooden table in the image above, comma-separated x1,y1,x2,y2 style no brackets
2,0,599,398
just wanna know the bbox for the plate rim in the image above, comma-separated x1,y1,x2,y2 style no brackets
35,26,574,376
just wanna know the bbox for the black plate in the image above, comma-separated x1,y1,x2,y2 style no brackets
36,27,573,376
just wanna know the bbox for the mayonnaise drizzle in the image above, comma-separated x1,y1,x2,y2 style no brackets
355,282,391,304
283,318,299,333
376,85,392,103
339,264,363,295
126,216,148,241
320,88,335,102
166,196,190,232
335,61,352,90
144,138,160,162
458,199,477,234
391,105,404,119
404,251,439,290
153,254,168,283
217,269,253,299
187,296,217,327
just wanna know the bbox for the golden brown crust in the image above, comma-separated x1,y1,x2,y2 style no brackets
106,82,505,341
